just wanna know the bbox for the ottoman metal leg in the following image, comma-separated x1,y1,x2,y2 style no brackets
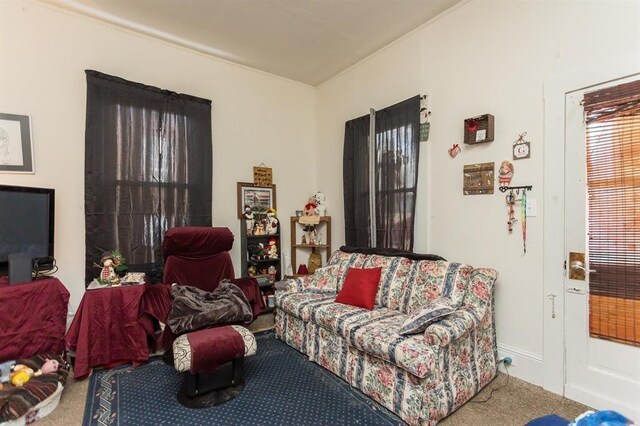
176,357,245,408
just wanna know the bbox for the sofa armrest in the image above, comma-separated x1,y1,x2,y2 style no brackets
284,278,304,292
424,308,478,347
284,265,339,293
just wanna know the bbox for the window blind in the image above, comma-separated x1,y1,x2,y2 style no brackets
584,79,640,346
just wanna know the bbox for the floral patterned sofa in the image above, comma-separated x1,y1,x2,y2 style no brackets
275,248,498,425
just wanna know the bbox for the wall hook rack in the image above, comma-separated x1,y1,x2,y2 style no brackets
499,185,532,193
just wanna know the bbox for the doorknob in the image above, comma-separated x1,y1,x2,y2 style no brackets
568,252,596,280
569,260,596,273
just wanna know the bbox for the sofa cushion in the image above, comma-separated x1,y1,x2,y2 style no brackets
335,267,382,310
309,303,438,379
399,298,457,335
399,261,473,314
276,291,336,322
327,252,415,310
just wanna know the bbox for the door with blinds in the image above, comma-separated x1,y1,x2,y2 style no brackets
564,76,640,422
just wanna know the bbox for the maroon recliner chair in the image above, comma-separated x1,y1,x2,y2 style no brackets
159,226,264,354
155,227,264,406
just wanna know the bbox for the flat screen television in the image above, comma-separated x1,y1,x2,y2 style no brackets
0,185,55,276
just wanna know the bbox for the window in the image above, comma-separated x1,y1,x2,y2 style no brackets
584,79,640,346
84,70,212,283
343,96,420,250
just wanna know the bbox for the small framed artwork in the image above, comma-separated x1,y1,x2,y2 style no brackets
463,162,495,195
0,113,34,173
237,182,277,218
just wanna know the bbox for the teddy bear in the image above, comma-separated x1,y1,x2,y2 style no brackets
314,192,327,216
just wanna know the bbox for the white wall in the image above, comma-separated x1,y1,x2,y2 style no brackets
316,0,640,385
0,1,317,312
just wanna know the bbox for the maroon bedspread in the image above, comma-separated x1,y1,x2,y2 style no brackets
0,277,70,362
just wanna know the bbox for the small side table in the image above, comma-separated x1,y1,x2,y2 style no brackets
65,284,149,379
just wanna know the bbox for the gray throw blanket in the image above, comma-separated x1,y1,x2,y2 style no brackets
167,281,253,335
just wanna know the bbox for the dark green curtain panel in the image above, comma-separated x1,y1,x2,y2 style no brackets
84,70,212,283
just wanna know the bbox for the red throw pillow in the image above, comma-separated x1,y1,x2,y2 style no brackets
334,267,382,310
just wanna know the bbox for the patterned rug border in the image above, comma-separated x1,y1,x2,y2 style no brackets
83,332,404,426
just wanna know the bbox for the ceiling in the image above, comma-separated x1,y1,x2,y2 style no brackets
45,0,463,86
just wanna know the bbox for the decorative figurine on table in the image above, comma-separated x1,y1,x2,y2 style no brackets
267,237,278,259
94,250,127,285
265,208,278,235
314,192,327,216
244,204,254,235
257,242,269,260
304,200,317,216
268,265,277,283
254,220,266,235
498,160,514,187
309,228,318,245
98,253,119,285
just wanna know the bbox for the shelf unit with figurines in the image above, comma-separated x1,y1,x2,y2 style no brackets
289,193,331,277
290,215,331,278
239,208,281,312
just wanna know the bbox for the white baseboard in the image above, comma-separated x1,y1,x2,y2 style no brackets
497,342,544,386
565,384,640,423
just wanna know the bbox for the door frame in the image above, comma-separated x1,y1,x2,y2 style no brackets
543,56,640,396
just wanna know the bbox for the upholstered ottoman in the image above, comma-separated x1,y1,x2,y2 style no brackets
173,325,256,408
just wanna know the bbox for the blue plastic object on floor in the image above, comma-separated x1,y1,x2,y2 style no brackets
572,410,632,426
527,414,570,426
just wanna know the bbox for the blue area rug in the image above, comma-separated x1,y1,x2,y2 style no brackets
83,332,404,425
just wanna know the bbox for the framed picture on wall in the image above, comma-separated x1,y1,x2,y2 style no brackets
0,113,34,173
237,182,277,218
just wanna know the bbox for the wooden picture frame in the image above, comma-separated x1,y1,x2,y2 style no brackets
0,113,34,173
463,162,495,195
237,182,277,218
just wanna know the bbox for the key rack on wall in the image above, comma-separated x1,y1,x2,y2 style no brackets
499,185,532,193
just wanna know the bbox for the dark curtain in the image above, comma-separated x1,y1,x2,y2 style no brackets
85,70,212,283
375,96,420,250
343,95,420,250
343,114,371,247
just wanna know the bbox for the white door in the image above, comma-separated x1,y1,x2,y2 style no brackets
564,77,640,422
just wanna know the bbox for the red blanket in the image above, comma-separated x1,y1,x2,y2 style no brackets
0,278,69,362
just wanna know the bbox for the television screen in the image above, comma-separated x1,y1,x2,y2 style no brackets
0,185,55,274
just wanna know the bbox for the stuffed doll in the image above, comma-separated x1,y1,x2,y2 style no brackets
267,238,278,259
244,204,255,235
265,208,278,235
314,192,327,216
303,200,317,216
99,253,117,283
